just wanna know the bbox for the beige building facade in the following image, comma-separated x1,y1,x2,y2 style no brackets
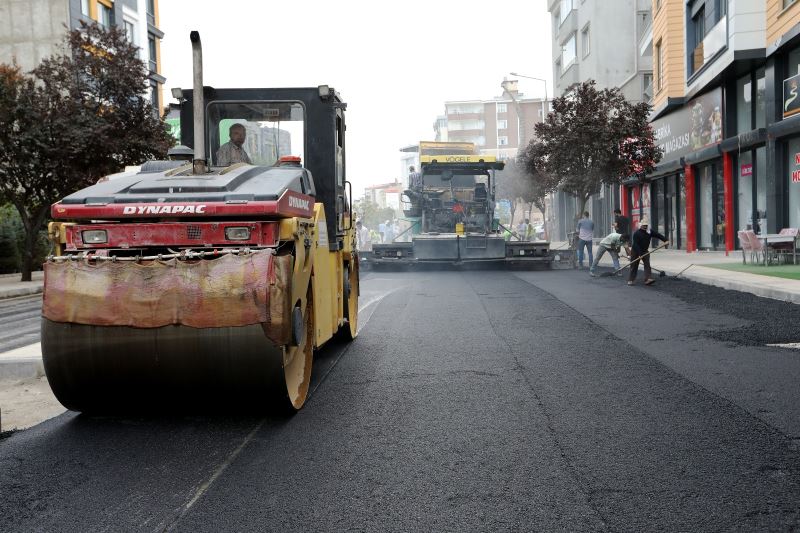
635,0,800,253
0,0,165,112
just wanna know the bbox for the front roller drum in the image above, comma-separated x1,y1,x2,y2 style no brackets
42,292,314,413
40,250,315,413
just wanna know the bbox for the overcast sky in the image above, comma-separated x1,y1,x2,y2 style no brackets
159,0,553,196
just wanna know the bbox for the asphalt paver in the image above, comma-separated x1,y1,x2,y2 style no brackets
1,270,800,531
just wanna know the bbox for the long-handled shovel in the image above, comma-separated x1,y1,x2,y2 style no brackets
600,242,669,277
619,255,668,278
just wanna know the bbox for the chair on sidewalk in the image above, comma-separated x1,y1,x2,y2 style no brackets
738,230,754,264
744,230,768,265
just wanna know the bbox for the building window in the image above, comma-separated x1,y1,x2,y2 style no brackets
148,35,157,71
497,119,508,129
149,81,159,111
687,0,728,76
498,136,509,146
642,73,653,102
497,103,507,113
562,33,576,69
81,0,90,16
656,0,662,11
756,68,766,128
736,73,752,134
559,0,573,25
788,138,800,229
581,24,590,58
147,0,156,25
655,39,663,91
97,3,113,28
784,0,797,8
124,21,136,44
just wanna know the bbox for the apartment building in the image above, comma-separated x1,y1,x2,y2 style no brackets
397,82,548,191
0,0,165,112
548,0,654,239
637,0,800,252
443,79,547,160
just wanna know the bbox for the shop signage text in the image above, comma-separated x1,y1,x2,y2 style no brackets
651,88,723,163
784,73,800,119
740,163,752,177
793,153,800,183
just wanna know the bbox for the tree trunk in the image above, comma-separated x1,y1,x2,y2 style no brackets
536,204,547,240
18,207,48,282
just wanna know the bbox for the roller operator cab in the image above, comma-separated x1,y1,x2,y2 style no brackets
42,32,358,413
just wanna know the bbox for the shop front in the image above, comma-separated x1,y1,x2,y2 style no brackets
769,48,800,235
644,88,725,251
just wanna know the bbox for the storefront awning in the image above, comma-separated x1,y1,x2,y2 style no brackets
684,144,721,165
720,128,767,152
768,114,800,139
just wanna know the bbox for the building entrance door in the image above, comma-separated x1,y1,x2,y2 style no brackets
666,174,677,247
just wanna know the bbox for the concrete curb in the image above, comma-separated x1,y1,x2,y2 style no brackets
0,344,45,381
0,359,45,381
0,285,43,300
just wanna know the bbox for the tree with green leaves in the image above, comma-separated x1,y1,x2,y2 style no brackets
495,158,537,227
528,80,661,218
0,23,173,281
518,144,561,240
356,199,396,234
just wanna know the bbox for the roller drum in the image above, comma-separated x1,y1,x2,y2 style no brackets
42,319,290,412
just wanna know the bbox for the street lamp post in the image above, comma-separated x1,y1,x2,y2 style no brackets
510,72,548,107
500,79,524,156
509,72,551,241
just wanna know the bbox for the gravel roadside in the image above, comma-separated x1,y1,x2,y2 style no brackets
0,376,65,435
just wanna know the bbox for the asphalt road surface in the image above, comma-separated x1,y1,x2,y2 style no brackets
0,295,41,352
2,269,800,531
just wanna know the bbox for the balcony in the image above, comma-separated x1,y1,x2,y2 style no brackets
558,8,577,38
690,17,727,76
559,61,579,88
638,18,653,58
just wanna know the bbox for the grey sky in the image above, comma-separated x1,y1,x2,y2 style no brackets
159,0,552,196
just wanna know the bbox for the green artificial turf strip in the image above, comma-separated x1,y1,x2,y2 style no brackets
707,262,800,280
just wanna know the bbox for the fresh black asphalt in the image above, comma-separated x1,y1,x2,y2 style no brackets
1,270,800,531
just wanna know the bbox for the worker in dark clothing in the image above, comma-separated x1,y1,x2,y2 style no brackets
614,209,630,240
628,217,668,286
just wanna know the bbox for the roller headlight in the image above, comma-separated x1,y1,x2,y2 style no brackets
82,230,108,244
225,227,251,241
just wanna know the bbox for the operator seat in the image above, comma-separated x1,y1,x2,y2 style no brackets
474,183,487,201
473,183,488,213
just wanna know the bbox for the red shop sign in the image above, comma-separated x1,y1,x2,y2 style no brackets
792,169,800,183
741,163,753,176
795,153,800,165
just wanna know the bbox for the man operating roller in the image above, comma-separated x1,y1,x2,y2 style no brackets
216,123,252,166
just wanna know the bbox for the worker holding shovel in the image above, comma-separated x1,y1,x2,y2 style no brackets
628,217,668,286
589,232,631,277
